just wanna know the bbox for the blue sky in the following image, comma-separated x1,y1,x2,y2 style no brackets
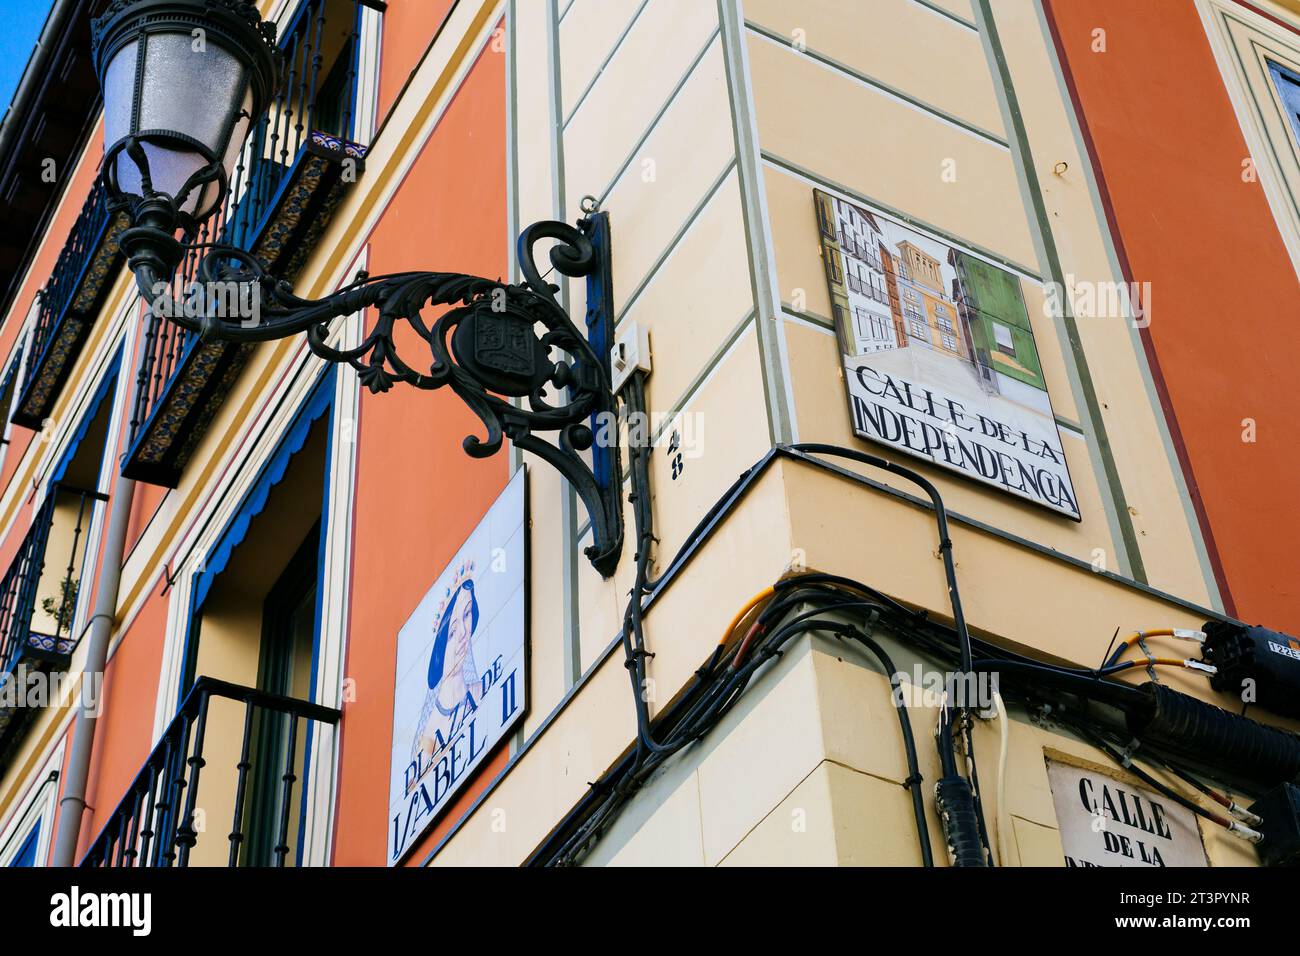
0,1,56,117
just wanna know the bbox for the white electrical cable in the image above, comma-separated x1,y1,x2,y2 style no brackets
992,690,1011,867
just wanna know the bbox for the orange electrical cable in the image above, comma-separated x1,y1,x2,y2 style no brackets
1111,628,1178,658
720,586,775,647
1102,658,1213,679
1107,628,1214,674
1111,657,1189,670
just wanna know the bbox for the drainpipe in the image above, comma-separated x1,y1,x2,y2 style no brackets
50,313,143,867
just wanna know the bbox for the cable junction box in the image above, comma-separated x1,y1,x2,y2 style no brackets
610,322,651,394
1203,621,1300,720
1249,783,1300,867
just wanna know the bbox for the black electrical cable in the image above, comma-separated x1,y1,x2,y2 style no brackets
534,436,1269,867
831,622,935,867
564,567,1098,863
770,576,1150,712
1067,721,1236,831
545,598,924,865
786,444,995,863
542,571,1003,865
620,372,675,757
530,571,1271,866
788,444,974,675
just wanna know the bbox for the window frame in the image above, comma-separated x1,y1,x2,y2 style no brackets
1268,59,1300,149
0,742,63,867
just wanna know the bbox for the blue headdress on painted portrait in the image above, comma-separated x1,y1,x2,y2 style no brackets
427,579,480,689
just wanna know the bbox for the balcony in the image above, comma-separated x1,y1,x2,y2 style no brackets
0,484,108,764
11,180,129,429
846,272,890,306
837,229,885,274
121,0,371,487
80,677,341,867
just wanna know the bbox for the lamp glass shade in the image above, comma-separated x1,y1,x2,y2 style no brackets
102,38,138,151
103,28,256,223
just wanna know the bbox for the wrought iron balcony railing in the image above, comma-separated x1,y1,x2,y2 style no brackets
81,677,341,867
122,0,373,487
11,180,129,429
222,0,371,267
846,272,890,306
837,229,886,274
0,483,108,764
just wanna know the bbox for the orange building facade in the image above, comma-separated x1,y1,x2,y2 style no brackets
0,0,1294,871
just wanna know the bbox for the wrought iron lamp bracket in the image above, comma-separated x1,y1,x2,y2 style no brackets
117,196,625,576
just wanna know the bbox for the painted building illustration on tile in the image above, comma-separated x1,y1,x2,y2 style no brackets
818,189,1078,518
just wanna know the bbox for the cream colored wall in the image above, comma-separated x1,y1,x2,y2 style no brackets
515,0,775,742
746,0,1006,139
433,438,1283,866
586,631,1260,867
748,0,1218,603
423,0,1282,869
190,420,326,682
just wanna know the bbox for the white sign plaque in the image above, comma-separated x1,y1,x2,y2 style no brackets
1046,758,1209,867
815,189,1081,519
387,468,527,864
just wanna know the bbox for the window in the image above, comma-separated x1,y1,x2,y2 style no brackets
852,307,869,341
1269,61,1300,149
868,275,889,305
817,195,835,239
853,307,890,344
0,753,60,867
182,408,329,697
1204,3,1300,271
245,521,321,867
824,251,842,284
314,32,360,140
0,356,114,717
7,823,40,867
993,322,1017,356
223,0,368,249
942,333,958,352
177,373,334,866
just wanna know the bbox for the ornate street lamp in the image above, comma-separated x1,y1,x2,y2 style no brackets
91,0,624,574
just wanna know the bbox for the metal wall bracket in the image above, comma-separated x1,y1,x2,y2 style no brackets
117,198,626,575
